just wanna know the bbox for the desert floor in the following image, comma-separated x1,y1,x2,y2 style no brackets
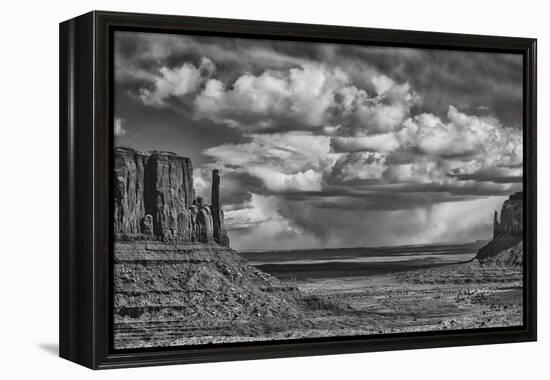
285,260,523,338
114,259,523,348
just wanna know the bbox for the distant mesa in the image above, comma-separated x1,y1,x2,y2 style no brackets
476,191,523,264
113,146,229,246
492,191,523,237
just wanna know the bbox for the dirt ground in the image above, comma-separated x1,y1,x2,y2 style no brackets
115,259,523,348
288,260,523,338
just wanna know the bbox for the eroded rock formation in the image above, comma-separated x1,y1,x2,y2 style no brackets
114,146,229,246
493,191,523,236
476,192,523,263
211,169,229,247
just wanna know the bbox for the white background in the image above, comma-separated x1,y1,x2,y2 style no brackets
0,0,546,378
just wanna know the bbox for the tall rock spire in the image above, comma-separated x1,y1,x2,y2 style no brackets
211,169,229,247
211,169,220,213
493,210,500,237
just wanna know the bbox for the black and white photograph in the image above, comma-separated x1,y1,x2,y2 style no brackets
1,0,547,376
112,31,525,350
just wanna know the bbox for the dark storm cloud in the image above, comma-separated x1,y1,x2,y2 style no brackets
449,171,523,184
274,179,522,210
115,32,523,128
114,31,524,249
330,46,523,127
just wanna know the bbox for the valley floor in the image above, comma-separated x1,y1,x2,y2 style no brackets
288,260,523,338
114,259,523,348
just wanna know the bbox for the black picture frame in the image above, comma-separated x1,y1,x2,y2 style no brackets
59,10,537,369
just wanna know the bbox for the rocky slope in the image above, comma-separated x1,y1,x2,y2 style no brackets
476,192,523,264
114,147,228,246
481,241,523,266
114,242,308,348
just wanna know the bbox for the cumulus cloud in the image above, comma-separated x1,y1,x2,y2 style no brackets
316,107,523,235
332,106,521,160
403,106,523,165
192,168,209,199
372,75,394,95
330,152,386,182
203,131,339,192
126,40,419,137
382,157,447,184
225,193,292,231
248,167,323,192
194,63,418,134
195,63,347,129
139,57,215,107
331,133,400,153
337,77,419,134
331,106,522,187
114,118,127,136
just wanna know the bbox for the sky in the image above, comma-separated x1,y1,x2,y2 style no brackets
114,31,523,251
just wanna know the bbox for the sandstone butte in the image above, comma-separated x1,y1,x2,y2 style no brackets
114,146,229,246
476,191,524,265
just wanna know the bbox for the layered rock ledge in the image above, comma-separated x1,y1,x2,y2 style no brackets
113,241,306,348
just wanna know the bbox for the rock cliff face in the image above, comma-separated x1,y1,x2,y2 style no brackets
493,192,523,236
114,147,229,246
476,192,523,263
